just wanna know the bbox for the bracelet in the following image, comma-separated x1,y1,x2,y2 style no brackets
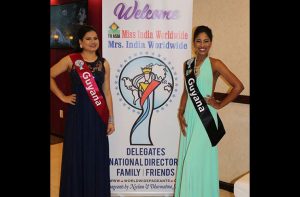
108,116,114,124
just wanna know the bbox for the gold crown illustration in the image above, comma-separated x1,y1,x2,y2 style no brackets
142,67,152,74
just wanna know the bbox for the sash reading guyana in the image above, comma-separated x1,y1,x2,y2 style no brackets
69,53,109,124
185,58,225,146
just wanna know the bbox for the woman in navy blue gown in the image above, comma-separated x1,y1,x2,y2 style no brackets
50,25,115,197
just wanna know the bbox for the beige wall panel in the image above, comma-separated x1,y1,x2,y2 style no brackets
192,0,249,95
192,0,250,182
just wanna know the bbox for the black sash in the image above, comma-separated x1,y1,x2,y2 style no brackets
185,58,225,146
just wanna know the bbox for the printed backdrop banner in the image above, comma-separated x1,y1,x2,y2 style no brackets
102,0,193,195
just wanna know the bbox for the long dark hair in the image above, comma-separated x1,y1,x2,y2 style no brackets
73,25,100,57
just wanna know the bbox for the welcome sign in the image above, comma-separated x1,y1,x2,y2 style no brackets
102,0,193,195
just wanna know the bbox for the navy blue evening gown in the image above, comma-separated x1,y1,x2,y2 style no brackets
59,56,111,197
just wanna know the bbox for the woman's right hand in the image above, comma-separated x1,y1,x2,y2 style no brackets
177,111,187,136
62,94,77,105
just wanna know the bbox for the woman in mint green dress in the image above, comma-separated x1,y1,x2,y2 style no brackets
175,25,244,197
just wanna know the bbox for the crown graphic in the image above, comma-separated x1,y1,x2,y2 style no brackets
142,67,152,74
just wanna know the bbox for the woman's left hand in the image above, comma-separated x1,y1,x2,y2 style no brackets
205,96,221,110
107,123,115,135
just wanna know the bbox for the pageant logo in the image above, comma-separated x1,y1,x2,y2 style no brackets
116,52,177,145
108,22,120,38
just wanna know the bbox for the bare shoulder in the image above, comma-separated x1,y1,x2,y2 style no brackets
54,55,73,70
183,59,190,73
102,59,111,75
183,58,193,69
60,55,72,64
64,55,74,71
183,60,187,69
210,57,225,67
103,58,110,69
50,55,73,77
210,57,228,71
67,54,74,61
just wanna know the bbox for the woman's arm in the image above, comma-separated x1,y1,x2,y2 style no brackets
207,59,244,109
50,55,76,105
102,60,115,135
177,63,188,136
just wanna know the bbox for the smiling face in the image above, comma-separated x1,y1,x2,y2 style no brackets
79,30,99,52
194,32,212,57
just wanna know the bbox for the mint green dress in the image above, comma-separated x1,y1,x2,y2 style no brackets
175,57,220,197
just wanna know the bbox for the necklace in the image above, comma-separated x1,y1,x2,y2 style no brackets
194,58,201,76
194,66,200,76
194,56,208,76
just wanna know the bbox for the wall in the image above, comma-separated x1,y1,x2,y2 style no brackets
50,0,83,136
88,0,102,54
50,49,72,136
193,0,250,182
192,0,249,95
218,104,249,182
